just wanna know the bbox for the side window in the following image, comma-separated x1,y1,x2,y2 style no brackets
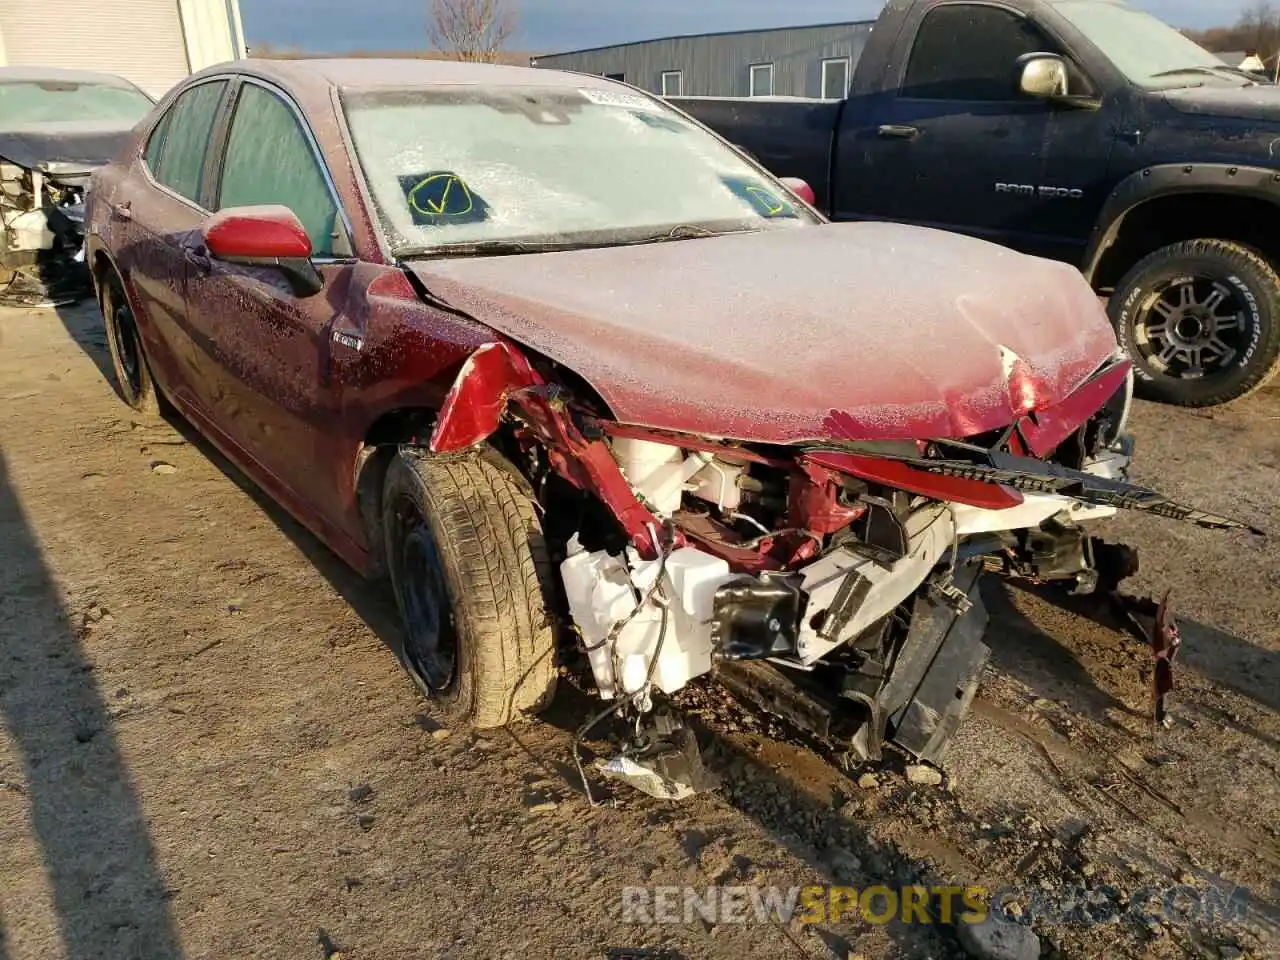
143,111,172,173
149,81,227,203
218,84,341,257
902,5,1059,101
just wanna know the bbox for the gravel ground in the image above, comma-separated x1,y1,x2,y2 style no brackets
0,301,1276,960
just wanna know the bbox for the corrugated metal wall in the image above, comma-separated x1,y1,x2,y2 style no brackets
0,0,190,97
532,22,874,99
0,0,244,98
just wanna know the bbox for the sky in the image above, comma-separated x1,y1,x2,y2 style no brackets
238,0,1250,55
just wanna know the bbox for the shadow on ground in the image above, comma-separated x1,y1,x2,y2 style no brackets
156,411,407,660
0,448,183,960
47,301,402,656
984,578,1279,716
52,297,117,396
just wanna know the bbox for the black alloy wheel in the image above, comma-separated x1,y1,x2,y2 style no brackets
1110,239,1280,406
1133,275,1249,379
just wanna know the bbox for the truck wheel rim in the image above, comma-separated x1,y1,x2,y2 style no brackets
1133,276,1249,380
395,507,457,694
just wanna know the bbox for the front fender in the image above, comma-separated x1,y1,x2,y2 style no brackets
429,341,541,453
1082,162,1280,283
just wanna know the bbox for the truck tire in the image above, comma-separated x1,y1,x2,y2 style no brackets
382,447,557,728
101,269,161,416
1110,239,1280,406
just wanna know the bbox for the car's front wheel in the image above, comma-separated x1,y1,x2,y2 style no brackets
101,270,161,416
382,448,557,728
1110,239,1280,406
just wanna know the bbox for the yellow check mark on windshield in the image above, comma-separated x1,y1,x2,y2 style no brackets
410,174,475,217
746,186,786,216
426,177,453,214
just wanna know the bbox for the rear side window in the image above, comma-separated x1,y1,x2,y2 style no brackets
902,4,1058,101
147,80,227,203
143,111,171,171
217,83,341,257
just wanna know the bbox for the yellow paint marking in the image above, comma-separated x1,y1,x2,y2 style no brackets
745,186,787,216
409,174,474,218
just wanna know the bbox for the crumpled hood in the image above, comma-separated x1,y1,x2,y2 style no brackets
1162,83,1280,123
407,222,1119,444
0,120,135,175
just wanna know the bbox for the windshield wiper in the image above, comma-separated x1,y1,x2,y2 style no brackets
1149,65,1258,84
400,224,765,260
402,239,583,259
627,224,760,245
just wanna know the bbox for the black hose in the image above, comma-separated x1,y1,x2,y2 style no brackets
572,697,629,808
574,525,675,806
739,526,824,550
580,526,673,654
641,586,670,690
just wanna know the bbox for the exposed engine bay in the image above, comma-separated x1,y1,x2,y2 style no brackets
0,66,150,304
0,160,93,304
428,341,1259,803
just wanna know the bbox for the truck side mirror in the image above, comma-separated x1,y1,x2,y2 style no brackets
1018,53,1070,99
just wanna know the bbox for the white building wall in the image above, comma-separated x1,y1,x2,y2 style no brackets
180,0,247,72
0,0,244,99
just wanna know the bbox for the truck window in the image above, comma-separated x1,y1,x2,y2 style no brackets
901,4,1059,101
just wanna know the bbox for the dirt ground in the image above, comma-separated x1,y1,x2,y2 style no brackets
0,300,1276,960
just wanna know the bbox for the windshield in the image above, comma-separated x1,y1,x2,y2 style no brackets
342,84,819,256
0,79,153,125
1053,0,1249,87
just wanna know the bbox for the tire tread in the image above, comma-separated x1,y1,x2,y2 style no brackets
385,450,555,729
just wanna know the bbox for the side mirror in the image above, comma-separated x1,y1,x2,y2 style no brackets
778,177,816,207
1018,53,1070,99
203,205,324,298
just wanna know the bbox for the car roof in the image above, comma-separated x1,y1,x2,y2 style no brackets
226,57,619,93
0,65,141,88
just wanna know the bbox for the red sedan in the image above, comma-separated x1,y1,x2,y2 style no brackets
86,58,1250,799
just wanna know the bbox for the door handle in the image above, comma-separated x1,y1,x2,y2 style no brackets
112,200,132,220
878,124,921,140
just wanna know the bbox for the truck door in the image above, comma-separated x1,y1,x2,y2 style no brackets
836,1,1117,264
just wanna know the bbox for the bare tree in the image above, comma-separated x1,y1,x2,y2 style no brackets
1241,1,1280,55
428,0,518,62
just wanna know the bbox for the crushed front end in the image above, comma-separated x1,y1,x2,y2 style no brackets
430,343,1258,801
1,159,95,304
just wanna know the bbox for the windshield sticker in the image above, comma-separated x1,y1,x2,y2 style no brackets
399,171,490,226
578,87,662,111
720,176,798,220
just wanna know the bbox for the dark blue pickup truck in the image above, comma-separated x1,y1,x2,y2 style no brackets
675,0,1280,407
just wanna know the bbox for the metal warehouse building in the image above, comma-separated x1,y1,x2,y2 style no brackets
0,0,246,99
532,21,875,100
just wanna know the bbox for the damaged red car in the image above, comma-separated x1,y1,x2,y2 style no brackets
85,59,1256,801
